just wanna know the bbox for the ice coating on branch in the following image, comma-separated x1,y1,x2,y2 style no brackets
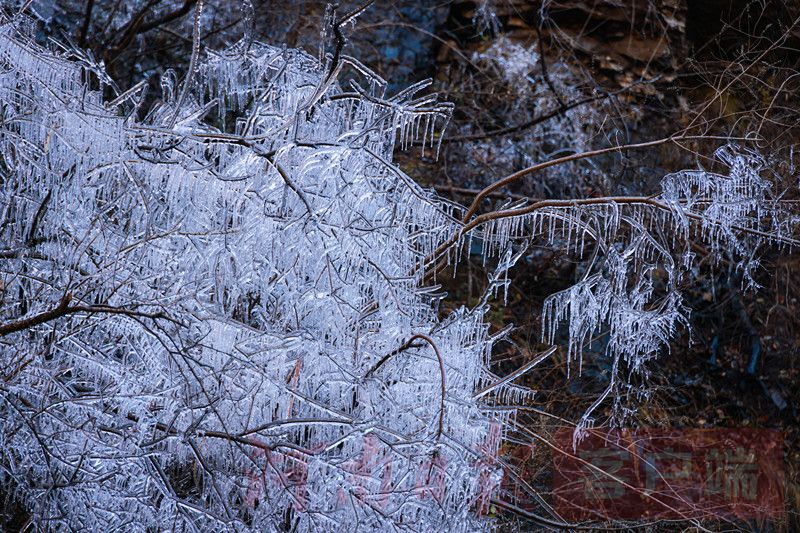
474,144,796,429
660,145,794,285
0,18,502,532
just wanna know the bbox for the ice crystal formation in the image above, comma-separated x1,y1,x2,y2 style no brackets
0,7,795,533
0,14,508,532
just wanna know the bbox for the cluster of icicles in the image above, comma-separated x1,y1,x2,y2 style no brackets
0,15,510,532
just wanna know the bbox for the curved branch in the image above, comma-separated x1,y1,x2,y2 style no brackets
365,333,446,441
461,135,755,223
462,137,672,222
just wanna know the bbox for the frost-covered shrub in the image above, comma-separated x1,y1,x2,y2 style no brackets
0,6,796,532
0,14,509,531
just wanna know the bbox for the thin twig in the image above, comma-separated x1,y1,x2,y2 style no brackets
169,0,204,128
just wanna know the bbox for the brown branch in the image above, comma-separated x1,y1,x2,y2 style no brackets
460,134,757,223
330,1,375,80
426,191,799,275
428,75,667,148
489,498,582,530
535,23,566,108
364,341,424,378
510,420,715,531
461,137,681,223
296,0,375,115
422,195,656,275
26,190,51,245
0,293,73,336
682,14,800,133
0,293,167,337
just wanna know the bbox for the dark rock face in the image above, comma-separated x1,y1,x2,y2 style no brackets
440,1,688,90
687,0,800,59
438,0,799,95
